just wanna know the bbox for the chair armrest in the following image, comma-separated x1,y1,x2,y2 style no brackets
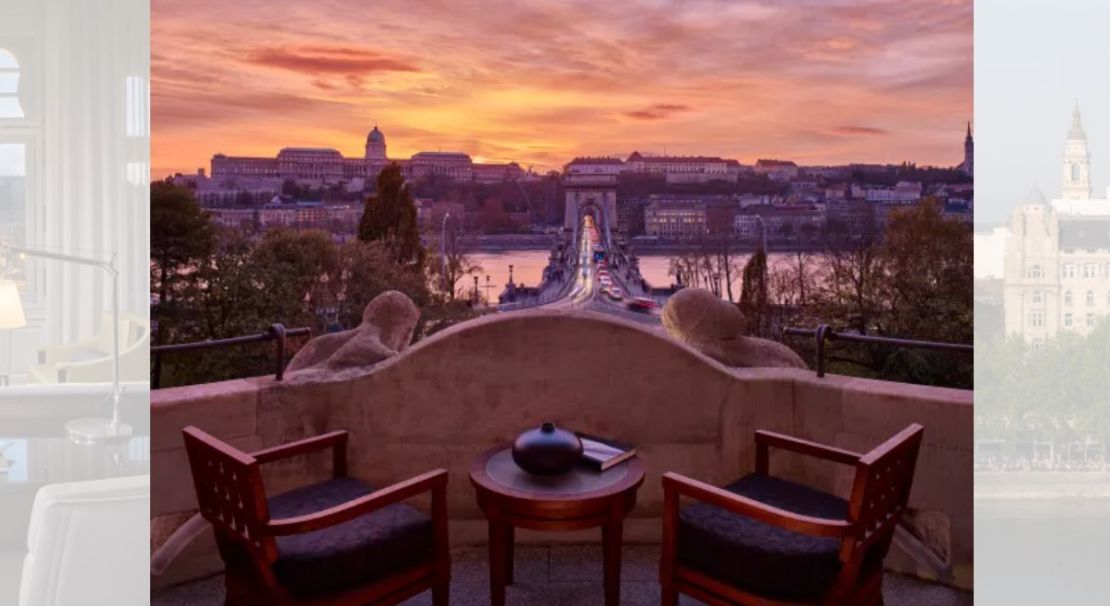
265,468,449,536
755,430,862,473
661,472,853,539
252,431,348,477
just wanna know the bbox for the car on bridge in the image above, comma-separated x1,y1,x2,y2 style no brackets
626,297,658,313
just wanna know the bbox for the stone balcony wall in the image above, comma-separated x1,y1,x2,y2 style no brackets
151,310,972,589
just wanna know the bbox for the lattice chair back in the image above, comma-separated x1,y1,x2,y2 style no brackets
842,424,924,564
182,426,278,565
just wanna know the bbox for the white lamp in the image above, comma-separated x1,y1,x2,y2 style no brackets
0,280,26,385
2,246,130,443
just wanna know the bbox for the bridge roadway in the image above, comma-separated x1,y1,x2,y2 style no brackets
532,217,663,326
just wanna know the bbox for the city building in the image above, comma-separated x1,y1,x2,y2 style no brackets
565,157,625,176
616,197,650,235
753,159,800,181
626,151,739,182
196,126,520,193
1003,105,1110,346
644,200,707,239
472,162,524,183
735,206,825,237
564,153,742,183
407,151,473,181
864,181,924,204
206,200,364,233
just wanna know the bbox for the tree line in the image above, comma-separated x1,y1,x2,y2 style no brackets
151,164,483,387
667,199,973,388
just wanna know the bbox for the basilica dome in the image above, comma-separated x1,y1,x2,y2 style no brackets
1024,187,1048,207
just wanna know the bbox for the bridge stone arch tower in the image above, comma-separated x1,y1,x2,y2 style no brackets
564,174,618,242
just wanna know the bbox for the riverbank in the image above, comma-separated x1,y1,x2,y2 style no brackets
451,233,827,254
975,471,1110,499
628,240,824,254
458,234,557,251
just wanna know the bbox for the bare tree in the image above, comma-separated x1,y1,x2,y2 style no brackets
432,221,482,300
816,203,884,334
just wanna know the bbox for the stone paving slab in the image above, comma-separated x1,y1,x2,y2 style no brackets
152,544,973,606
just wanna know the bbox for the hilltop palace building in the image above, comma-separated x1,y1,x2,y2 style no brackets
1003,104,1110,346
199,126,524,191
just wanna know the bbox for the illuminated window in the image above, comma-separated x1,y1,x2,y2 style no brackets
0,48,24,118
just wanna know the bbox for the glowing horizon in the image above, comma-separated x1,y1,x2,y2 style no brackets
152,0,972,178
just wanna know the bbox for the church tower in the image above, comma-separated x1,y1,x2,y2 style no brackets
1062,102,1092,199
962,122,973,176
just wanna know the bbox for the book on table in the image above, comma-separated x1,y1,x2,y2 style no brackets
576,432,636,471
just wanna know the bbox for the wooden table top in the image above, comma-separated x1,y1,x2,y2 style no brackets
469,445,645,505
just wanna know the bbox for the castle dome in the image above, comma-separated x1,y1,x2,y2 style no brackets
367,126,385,145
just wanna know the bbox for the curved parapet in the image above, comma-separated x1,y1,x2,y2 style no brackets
150,310,973,589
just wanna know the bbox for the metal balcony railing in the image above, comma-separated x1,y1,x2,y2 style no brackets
150,324,312,388
782,324,973,378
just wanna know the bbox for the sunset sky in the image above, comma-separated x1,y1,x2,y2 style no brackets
152,0,971,178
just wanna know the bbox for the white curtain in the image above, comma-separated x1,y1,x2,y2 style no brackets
36,0,149,345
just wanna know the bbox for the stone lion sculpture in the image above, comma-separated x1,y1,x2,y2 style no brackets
286,290,420,379
661,288,806,369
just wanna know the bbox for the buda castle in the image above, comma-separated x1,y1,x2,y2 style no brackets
198,126,524,190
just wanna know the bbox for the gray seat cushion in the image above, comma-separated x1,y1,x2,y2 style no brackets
268,477,433,597
677,473,848,601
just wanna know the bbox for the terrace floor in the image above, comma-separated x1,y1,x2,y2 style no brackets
152,543,972,605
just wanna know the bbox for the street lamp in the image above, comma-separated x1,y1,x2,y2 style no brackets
508,264,514,286
473,275,479,303
440,211,451,294
753,215,768,252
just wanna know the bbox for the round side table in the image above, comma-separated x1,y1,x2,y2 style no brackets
469,445,645,606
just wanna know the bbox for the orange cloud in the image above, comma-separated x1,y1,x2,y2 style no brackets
150,0,971,177
624,103,692,121
242,45,418,75
830,125,890,136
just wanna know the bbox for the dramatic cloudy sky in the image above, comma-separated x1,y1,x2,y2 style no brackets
976,0,1110,226
152,0,971,177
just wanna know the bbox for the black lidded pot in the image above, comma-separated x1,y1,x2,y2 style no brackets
511,422,584,475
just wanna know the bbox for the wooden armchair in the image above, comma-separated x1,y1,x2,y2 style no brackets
660,424,923,606
182,426,450,605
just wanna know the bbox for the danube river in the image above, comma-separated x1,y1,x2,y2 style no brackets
466,249,798,301
977,497,1110,602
